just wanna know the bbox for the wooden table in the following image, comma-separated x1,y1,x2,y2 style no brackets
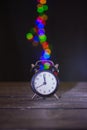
0,82,87,130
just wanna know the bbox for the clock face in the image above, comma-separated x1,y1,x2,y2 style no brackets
31,70,58,96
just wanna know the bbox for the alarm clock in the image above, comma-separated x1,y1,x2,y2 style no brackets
30,60,60,99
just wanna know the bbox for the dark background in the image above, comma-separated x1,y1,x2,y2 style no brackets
0,0,87,81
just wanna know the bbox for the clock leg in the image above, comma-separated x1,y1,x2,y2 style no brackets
32,93,43,100
54,93,60,100
32,93,37,99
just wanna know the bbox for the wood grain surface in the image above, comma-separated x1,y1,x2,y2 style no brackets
0,82,87,130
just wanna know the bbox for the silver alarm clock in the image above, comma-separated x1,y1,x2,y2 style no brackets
30,60,60,99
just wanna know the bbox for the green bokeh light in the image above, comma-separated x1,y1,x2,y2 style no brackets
37,6,44,13
26,33,33,40
43,5,48,11
39,34,47,43
44,63,50,69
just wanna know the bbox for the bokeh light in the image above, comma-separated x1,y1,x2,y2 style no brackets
42,42,49,49
26,33,33,40
37,6,44,13
33,35,39,42
43,5,48,11
39,34,47,43
41,14,48,21
45,48,51,54
26,0,51,60
37,23,44,29
38,29,45,35
41,51,50,60
39,0,47,5
39,64,44,70
44,62,50,69
36,16,46,25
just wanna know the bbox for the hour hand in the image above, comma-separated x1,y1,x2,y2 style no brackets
43,74,46,83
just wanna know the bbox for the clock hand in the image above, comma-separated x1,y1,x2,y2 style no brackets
36,83,45,89
43,74,46,84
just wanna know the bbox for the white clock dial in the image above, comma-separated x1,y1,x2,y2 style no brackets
31,70,58,96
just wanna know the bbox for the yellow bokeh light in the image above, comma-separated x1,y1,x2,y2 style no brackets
45,48,51,54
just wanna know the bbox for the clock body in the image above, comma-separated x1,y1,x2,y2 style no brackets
31,70,59,97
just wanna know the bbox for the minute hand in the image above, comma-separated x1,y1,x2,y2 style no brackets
36,83,45,89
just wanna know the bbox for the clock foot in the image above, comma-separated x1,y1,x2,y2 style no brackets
54,93,60,100
32,94,43,100
32,93,37,99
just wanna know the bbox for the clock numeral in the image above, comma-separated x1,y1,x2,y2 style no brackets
36,78,39,80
